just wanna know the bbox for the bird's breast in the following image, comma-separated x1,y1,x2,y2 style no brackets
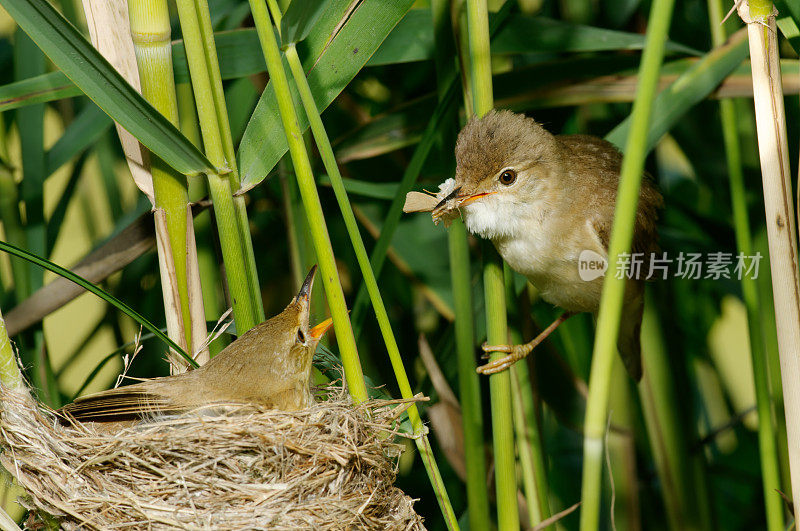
493,226,604,313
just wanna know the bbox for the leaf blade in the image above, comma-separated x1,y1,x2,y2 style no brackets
0,0,214,175
0,240,196,368
281,0,330,45
237,0,415,191
606,28,749,152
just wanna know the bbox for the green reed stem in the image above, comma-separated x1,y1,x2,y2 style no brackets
0,306,26,394
430,0,489,524
173,0,264,324
263,6,457,524
173,0,262,334
177,82,228,356
465,0,518,527
0,114,28,298
579,0,674,528
511,353,551,526
708,1,783,528
755,230,792,497
193,0,264,323
128,0,195,354
449,220,491,528
640,294,711,529
248,0,367,402
504,269,550,528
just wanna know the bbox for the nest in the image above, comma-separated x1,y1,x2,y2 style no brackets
0,385,425,530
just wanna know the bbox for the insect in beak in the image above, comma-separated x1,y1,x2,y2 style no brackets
433,186,462,211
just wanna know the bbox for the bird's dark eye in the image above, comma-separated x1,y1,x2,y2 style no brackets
297,329,306,343
499,169,517,185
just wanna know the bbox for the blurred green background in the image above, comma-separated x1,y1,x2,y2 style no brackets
0,0,799,528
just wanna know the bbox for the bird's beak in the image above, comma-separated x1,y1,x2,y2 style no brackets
309,317,334,340
297,265,317,303
296,266,332,340
459,191,495,205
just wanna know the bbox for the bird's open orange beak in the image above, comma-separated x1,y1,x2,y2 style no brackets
309,317,334,340
459,191,495,205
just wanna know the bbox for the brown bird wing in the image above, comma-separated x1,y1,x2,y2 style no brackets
591,216,658,258
559,134,663,257
59,383,183,424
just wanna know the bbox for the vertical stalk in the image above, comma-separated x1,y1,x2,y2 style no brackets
173,0,261,335
708,0,783,528
0,306,27,396
0,114,28,298
177,82,228,356
247,0,367,402
640,295,711,529
510,354,551,526
465,0,518,528
264,2,457,524
451,222,492,528
454,0,474,117
579,0,674,528
739,0,800,516
504,267,550,527
431,0,490,526
127,0,201,363
193,0,264,323
607,362,640,529
755,231,792,496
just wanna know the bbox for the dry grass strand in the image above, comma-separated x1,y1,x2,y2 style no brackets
0,385,424,530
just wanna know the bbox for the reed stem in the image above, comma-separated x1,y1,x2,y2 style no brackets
739,0,800,516
128,0,200,365
465,0,518,527
431,0,489,525
708,1,783,527
450,222,492,528
504,267,550,527
0,306,27,395
511,358,551,526
248,0,367,402
579,0,675,527
173,0,262,335
191,0,264,323
0,114,28,299
640,295,712,529
264,6,458,524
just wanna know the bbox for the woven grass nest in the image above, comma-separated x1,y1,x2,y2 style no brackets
0,383,426,530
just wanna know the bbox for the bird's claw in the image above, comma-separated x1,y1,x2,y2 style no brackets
481,342,514,355
476,344,524,375
476,353,518,375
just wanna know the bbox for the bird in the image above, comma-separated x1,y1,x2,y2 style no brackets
59,266,333,429
437,110,662,380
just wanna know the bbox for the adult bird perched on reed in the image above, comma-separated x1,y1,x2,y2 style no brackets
430,110,662,380
59,266,333,429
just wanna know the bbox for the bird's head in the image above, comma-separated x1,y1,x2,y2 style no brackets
279,265,333,378
452,110,562,240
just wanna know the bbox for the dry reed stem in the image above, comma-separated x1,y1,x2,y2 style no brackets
0,385,424,530
739,0,800,516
